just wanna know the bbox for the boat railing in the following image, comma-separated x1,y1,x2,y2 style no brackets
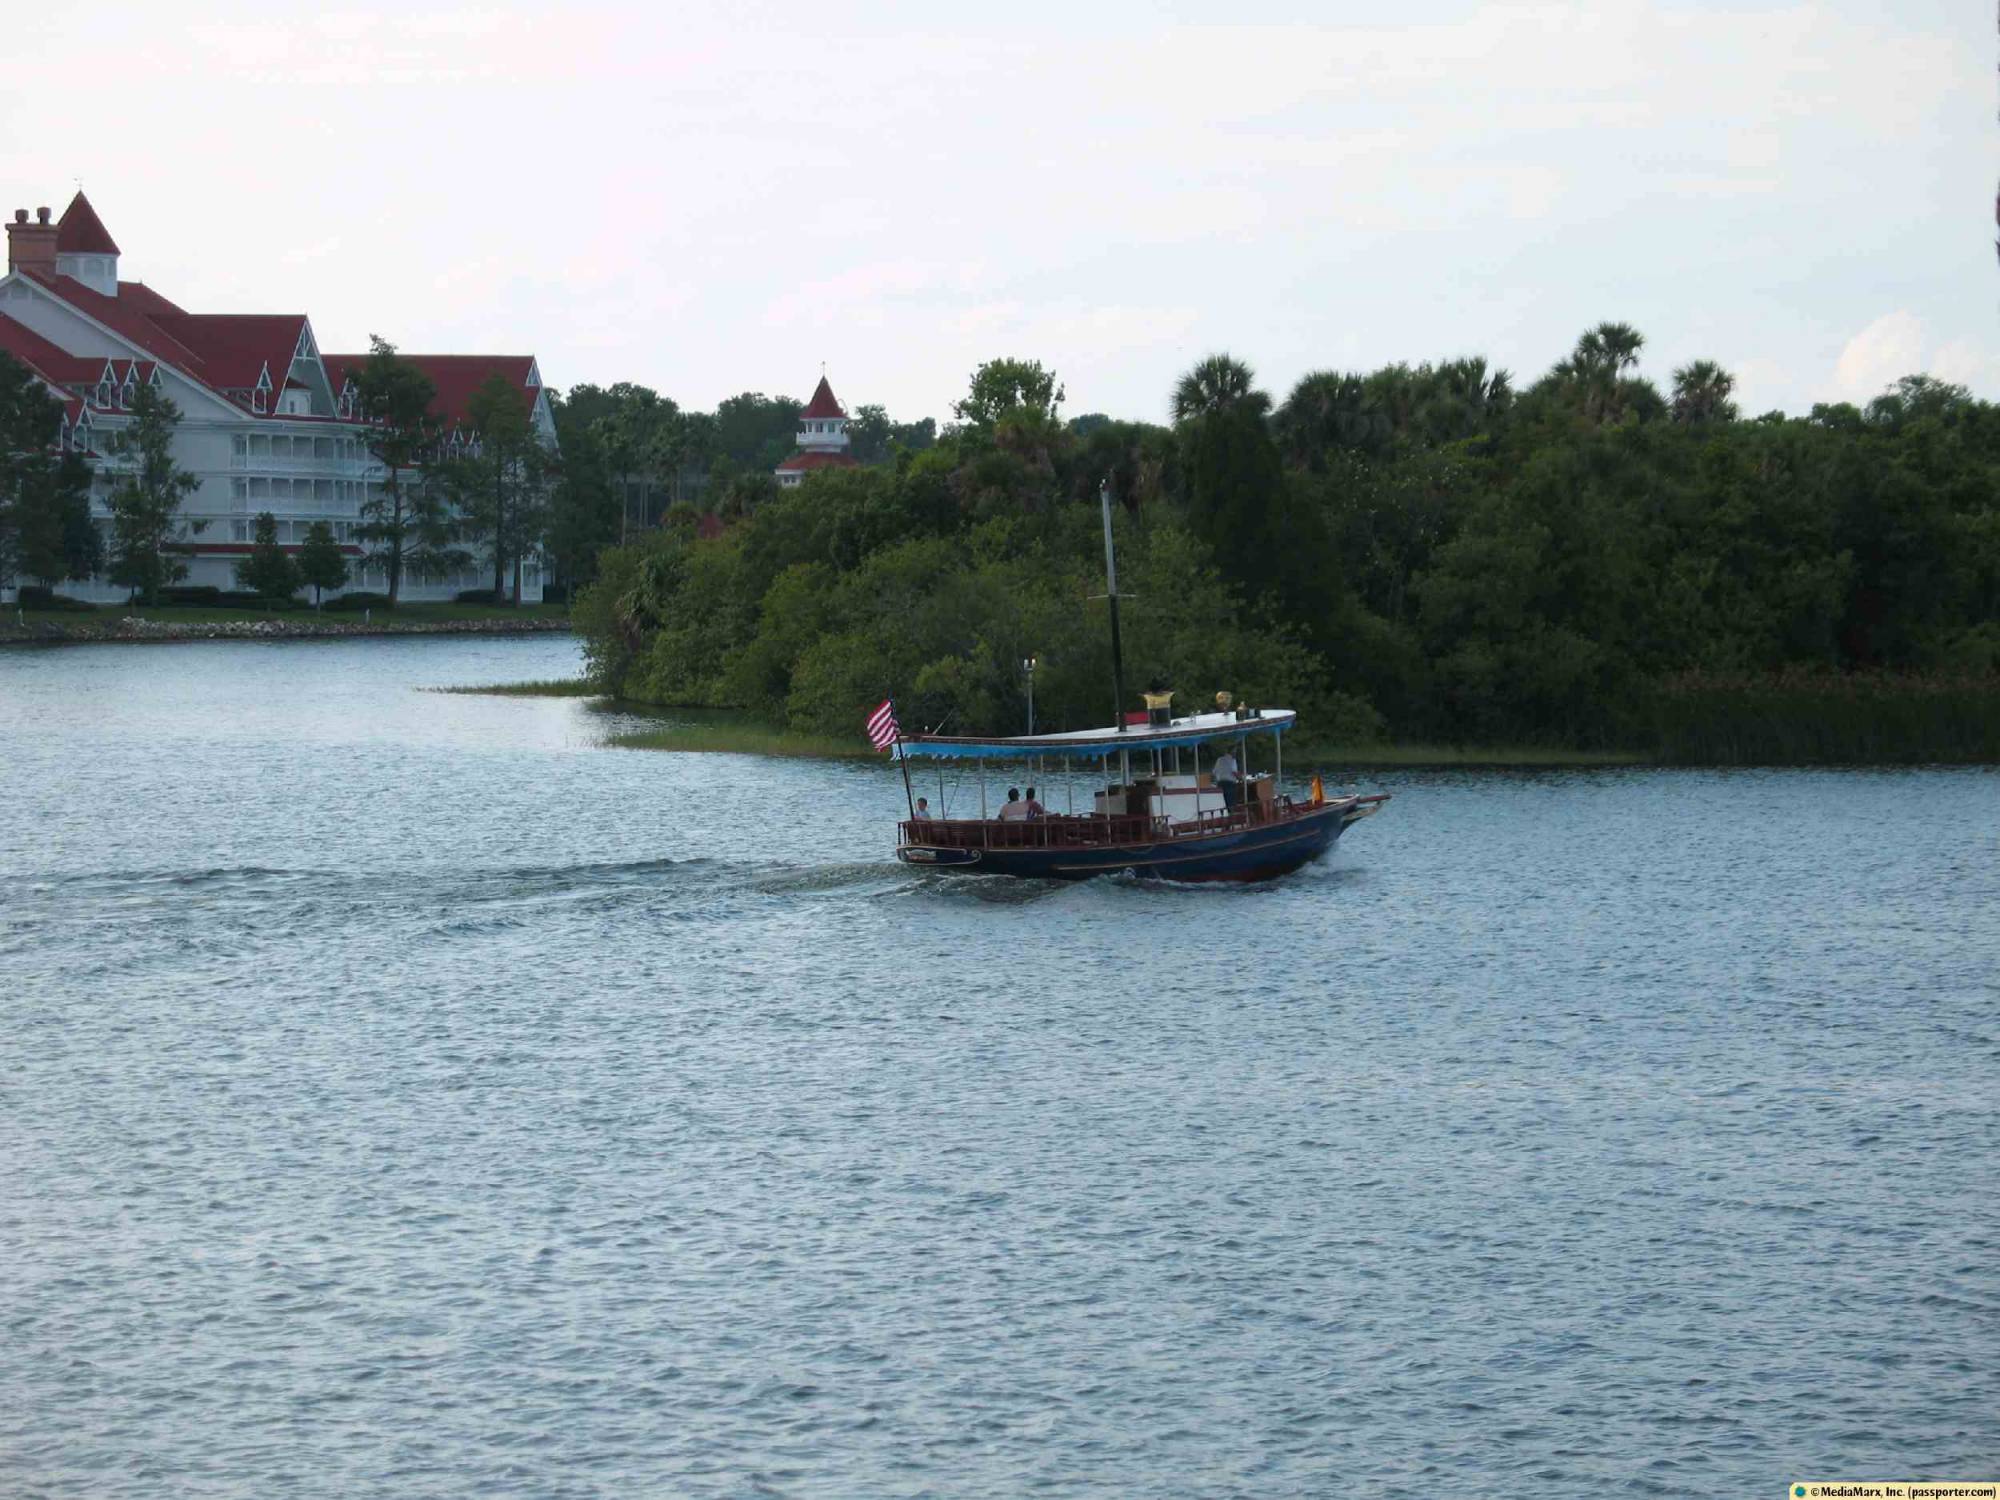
899,796,1318,850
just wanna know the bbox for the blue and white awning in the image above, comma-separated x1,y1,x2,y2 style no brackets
899,709,1295,761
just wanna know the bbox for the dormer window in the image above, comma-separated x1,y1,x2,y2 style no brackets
96,379,113,407
251,386,268,414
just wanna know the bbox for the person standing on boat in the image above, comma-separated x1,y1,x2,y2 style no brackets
912,797,932,820
1213,747,1241,809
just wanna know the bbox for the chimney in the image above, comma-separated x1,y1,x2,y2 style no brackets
7,206,58,279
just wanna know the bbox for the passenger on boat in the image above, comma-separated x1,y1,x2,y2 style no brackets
1213,748,1241,808
1023,787,1046,819
912,797,932,819
998,788,1029,820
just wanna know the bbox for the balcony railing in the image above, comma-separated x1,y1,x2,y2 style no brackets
229,450,374,473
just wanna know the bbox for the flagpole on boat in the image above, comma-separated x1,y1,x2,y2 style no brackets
1099,479,1128,735
890,700,917,822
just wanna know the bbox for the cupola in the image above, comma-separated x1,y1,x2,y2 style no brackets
54,191,120,297
796,374,850,452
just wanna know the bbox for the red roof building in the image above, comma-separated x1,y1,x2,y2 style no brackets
323,352,548,440
1,190,557,602
775,372,860,488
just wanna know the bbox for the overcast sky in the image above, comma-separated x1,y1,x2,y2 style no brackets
4,0,1989,424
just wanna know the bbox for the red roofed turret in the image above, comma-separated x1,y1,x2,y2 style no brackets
56,192,119,255
54,192,120,296
776,370,857,488
801,375,845,419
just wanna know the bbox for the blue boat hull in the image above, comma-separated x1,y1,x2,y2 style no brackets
896,802,1362,884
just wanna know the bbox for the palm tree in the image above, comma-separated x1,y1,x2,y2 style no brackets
1172,354,1270,425
1418,357,1514,443
1276,370,1383,463
1591,321,1645,375
1670,360,1739,425
1559,322,1646,423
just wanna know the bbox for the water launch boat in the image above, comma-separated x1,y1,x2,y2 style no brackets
891,708,1388,883
875,480,1388,884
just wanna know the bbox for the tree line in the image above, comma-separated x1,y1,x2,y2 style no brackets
0,341,569,607
550,382,937,546
2,343,943,610
571,330,2000,761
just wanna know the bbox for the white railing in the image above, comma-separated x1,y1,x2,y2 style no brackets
229,451,373,473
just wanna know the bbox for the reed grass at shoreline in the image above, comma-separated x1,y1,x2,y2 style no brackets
472,681,2000,768
433,679,600,697
607,723,881,758
602,718,1646,767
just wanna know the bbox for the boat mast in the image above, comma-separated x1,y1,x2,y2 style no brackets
1100,479,1128,734
890,701,917,821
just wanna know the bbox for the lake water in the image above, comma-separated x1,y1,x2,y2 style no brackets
2,637,1995,1498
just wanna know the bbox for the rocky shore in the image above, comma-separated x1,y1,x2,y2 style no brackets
0,615,574,646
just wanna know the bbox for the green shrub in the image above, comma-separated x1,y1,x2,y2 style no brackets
214,590,303,611
1649,670,2000,764
17,585,96,612
324,591,391,613
162,585,223,605
454,588,504,604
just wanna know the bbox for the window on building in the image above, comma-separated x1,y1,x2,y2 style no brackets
233,435,248,457
251,387,267,414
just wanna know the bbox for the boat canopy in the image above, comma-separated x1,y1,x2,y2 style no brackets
899,708,1296,761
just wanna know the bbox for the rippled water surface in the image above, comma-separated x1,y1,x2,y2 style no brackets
2,637,1996,1498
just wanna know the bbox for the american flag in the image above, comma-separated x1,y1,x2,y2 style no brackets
865,698,900,751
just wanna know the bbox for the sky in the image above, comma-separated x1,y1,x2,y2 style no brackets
2,0,1991,425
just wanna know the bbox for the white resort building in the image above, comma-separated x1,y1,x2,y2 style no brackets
774,375,860,489
0,192,557,603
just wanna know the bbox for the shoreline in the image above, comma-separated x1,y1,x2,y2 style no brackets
1,615,574,646
600,721,1996,767
594,711,1650,767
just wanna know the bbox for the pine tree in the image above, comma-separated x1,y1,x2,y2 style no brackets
0,351,100,592
296,520,349,608
461,373,554,604
352,336,453,605
108,385,202,605
234,510,300,602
